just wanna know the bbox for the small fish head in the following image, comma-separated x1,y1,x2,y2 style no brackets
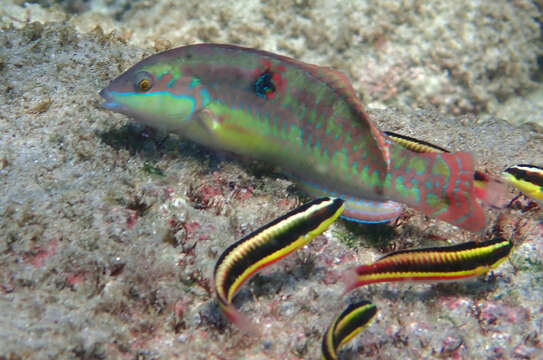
100,59,203,131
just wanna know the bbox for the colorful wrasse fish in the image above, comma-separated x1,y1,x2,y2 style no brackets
101,43,489,231
343,237,512,294
213,197,344,333
503,164,543,204
384,131,508,209
321,301,377,360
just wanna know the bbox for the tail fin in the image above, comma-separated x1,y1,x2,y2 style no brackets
384,130,506,221
424,151,486,232
218,300,260,336
388,147,486,232
473,171,509,209
342,267,361,295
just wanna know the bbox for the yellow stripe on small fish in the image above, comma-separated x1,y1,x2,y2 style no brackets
344,237,512,294
321,301,377,360
384,131,449,153
503,164,543,203
213,197,344,333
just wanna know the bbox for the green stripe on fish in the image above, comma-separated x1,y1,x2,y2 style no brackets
100,43,487,232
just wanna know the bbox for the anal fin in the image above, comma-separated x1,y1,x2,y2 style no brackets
295,178,402,223
341,197,403,224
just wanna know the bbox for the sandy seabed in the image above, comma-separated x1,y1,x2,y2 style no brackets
1,1,543,359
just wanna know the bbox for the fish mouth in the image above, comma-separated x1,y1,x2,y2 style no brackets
99,88,121,111
98,88,146,122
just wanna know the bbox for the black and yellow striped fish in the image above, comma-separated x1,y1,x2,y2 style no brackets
321,301,377,360
344,237,512,294
213,197,344,333
503,164,543,203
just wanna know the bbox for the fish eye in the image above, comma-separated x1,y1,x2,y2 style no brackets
134,72,153,92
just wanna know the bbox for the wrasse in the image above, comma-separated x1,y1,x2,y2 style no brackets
213,197,344,333
503,164,543,203
384,131,507,209
344,237,512,294
101,43,489,231
321,301,377,360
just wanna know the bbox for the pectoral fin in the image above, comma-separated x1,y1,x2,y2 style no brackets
194,107,222,138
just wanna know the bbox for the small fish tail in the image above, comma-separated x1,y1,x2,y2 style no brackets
473,171,509,208
218,300,260,336
341,267,361,295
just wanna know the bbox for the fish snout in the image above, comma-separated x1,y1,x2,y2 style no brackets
99,87,119,110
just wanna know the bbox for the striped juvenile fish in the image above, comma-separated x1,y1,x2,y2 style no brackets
101,44,489,231
344,237,512,294
503,164,543,203
213,197,344,333
383,131,449,154
321,301,377,360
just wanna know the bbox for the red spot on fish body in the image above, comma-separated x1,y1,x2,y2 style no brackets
251,59,287,99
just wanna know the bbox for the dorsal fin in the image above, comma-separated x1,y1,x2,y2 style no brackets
304,63,391,172
314,66,359,100
267,52,391,178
